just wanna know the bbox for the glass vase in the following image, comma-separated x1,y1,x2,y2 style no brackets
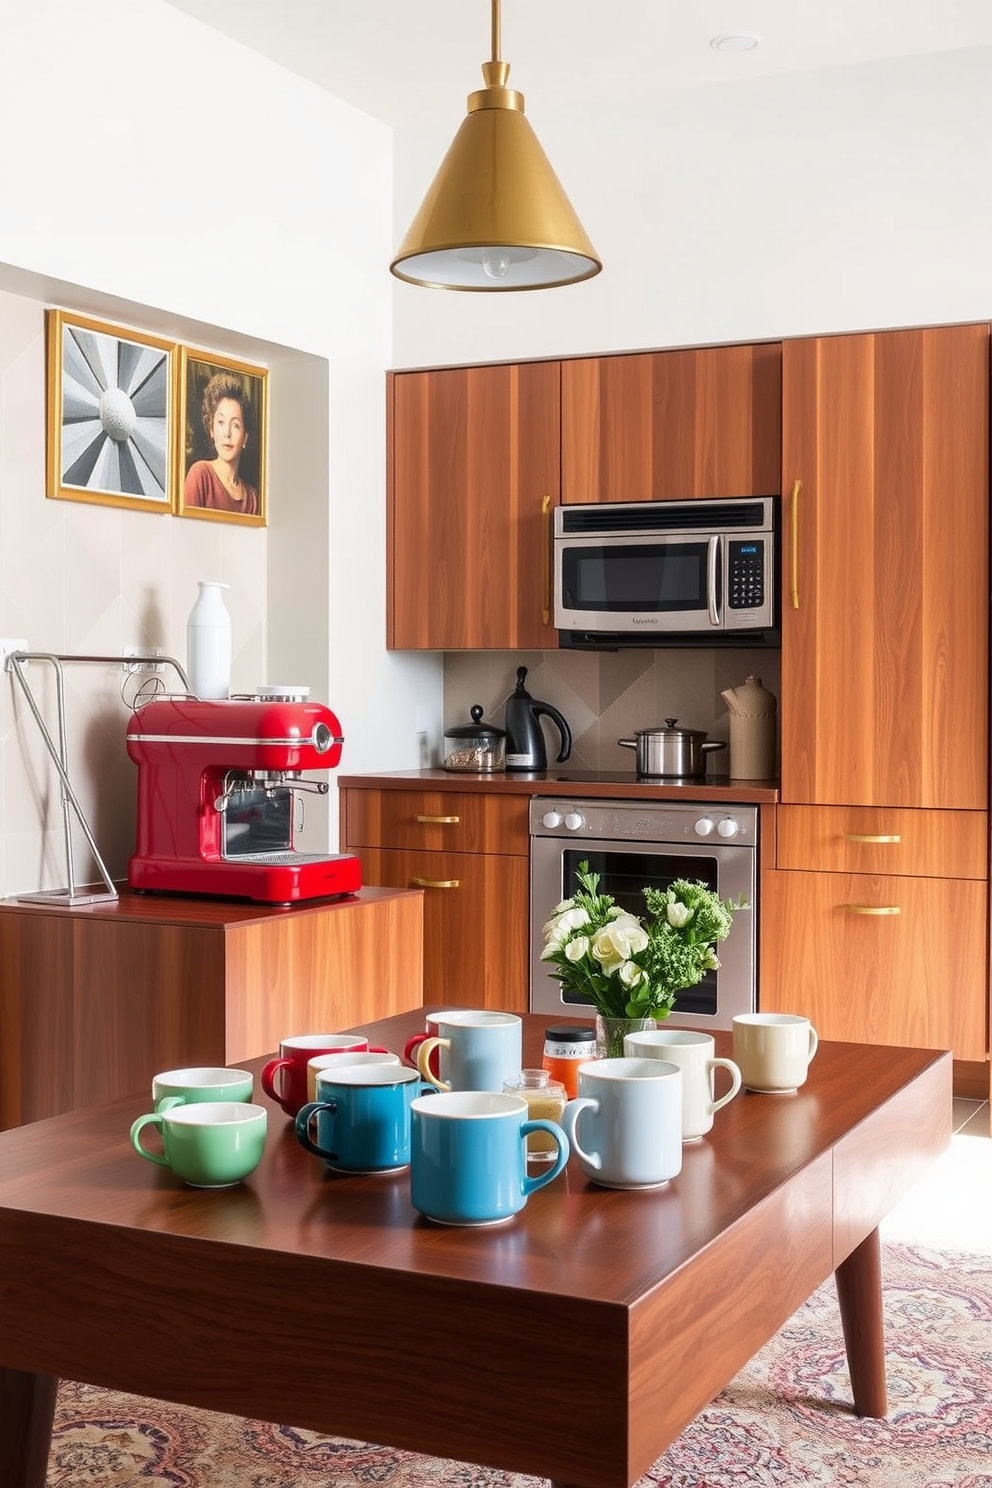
595,1015,656,1061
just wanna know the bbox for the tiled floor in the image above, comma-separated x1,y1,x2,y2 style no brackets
880,1097,991,1253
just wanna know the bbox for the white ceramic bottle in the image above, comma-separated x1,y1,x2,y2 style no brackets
186,581,232,699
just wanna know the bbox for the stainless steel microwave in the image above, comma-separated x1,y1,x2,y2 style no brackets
554,496,779,648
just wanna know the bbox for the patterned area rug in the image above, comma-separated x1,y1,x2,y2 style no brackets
48,1241,992,1488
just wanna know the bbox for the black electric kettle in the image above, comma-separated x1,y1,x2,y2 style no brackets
503,667,572,772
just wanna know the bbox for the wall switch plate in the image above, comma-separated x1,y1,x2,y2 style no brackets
1,639,29,670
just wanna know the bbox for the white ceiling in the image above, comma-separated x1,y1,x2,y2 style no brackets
165,0,992,128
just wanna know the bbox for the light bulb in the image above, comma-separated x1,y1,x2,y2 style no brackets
482,250,512,281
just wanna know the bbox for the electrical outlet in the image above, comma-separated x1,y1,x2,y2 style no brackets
1,639,29,671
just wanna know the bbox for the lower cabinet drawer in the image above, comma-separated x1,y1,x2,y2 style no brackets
353,848,529,1013
759,867,988,1061
776,805,987,879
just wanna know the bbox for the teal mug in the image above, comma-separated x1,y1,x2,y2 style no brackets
295,1065,434,1174
130,1101,267,1188
410,1091,569,1226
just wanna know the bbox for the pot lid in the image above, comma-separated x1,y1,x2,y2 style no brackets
636,717,708,740
445,704,506,741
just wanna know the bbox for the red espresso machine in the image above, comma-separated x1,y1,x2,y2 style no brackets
126,692,362,904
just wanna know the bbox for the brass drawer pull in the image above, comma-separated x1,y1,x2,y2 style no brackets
542,494,553,625
415,814,460,824
410,877,460,889
790,478,802,610
843,833,902,844
844,905,901,916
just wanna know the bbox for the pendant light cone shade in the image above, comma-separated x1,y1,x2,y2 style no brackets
391,5,601,291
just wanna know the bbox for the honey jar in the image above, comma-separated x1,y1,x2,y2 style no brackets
503,1069,567,1162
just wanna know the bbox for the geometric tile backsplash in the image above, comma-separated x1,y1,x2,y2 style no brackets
443,647,781,775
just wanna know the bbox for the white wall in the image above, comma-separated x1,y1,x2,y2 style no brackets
0,0,441,895
392,46,992,364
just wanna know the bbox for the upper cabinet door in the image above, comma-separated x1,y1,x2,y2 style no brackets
560,343,782,502
388,362,561,650
781,325,989,809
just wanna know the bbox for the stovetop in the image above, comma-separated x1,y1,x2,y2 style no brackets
509,770,735,786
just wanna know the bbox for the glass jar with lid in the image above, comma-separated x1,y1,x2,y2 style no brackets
442,704,506,773
503,1069,567,1162
542,1023,597,1099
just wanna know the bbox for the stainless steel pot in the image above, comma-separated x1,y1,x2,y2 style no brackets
617,718,727,778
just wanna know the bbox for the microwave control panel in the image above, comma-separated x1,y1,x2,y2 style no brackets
728,539,765,610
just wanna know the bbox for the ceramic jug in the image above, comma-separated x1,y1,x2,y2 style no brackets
721,675,776,779
187,581,232,700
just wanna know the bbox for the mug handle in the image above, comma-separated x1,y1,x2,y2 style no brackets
521,1121,570,1193
707,1058,742,1116
416,1037,451,1091
807,1025,819,1064
294,1100,339,1161
130,1112,170,1168
402,1032,427,1067
560,1097,601,1172
153,1095,185,1113
261,1057,293,1110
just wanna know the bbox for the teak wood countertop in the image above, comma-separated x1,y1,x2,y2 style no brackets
338,769,780,804
0,1009,950,1488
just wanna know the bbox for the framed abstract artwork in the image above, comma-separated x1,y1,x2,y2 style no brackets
176,346,268,527
46,310,176,512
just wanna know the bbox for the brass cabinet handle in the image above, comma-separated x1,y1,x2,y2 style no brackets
415,814,460,824
541,494,552,625
844,905,901,916
410,877,460,889
843,833,902,844
790,478,802,610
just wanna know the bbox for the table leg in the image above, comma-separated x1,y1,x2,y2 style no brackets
0,1367,58,1488
835,1226,887,1417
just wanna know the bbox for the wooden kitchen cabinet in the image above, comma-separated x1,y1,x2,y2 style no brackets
0,887,424,1131
388,360,561,650
560,343,782,503
340,787,530,1011
759,865,987,1061
780,324,989,810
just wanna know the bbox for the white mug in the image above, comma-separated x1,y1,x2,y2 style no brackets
561,1057,683,1190
416,1011,523,1093
732,1013,819,1094
624,1028,741,1141
307,1050,401,1104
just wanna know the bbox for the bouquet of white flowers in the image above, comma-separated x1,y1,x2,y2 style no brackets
540,860,747,1021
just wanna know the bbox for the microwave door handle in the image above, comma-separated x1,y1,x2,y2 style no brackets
706,535,720,626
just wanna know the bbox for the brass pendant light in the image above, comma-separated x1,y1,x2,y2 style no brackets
390,0,601,291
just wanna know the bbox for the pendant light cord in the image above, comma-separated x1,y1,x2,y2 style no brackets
491,0,500,63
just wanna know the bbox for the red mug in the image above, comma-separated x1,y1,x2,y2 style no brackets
261,1034,387,1117
403,1011,470,1079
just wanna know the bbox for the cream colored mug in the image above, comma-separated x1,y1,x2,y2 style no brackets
732,1013,818,1094
624,1028,741,1141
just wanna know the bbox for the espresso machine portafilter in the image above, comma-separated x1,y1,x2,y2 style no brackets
125,692,362,904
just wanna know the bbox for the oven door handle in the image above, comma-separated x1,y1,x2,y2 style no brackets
707,535,720,626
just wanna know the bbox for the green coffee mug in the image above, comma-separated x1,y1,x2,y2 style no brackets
130,1101,267,1187
152,1066,254,1112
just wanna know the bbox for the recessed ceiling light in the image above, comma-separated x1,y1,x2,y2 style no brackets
710,33,763,53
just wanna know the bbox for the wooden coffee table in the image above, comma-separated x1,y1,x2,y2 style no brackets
0,1011,950,1488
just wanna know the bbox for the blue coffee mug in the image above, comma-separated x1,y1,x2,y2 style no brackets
410,1091,569,1226
295,1066,433,1174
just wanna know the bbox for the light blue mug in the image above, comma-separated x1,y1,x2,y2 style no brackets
415,1011,523,1093
410,1091,569,1226
295,1065,433,1174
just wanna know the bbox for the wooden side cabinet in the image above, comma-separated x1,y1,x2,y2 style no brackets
388,360,561,650
561,342,782,502
340,787,530,1012
0,887,423,1130
759,806,989,1064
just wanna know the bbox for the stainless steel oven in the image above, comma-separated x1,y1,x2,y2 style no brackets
529,797,757,1031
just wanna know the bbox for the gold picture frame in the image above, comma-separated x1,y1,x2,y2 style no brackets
176,347,268,527
46,310,177,512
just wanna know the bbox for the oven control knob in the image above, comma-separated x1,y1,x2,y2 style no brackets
717,817,740,838
542,810,563,829
564,812,585,832
694,816,715,836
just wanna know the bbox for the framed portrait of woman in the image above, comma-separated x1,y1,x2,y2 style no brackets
46,310,177,512
176,347,268,527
